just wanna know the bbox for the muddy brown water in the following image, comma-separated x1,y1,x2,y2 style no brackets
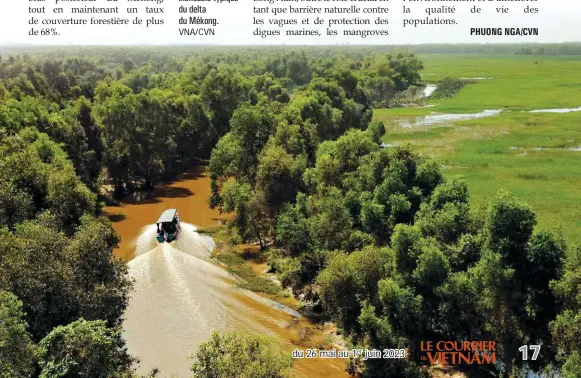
105,169,349,378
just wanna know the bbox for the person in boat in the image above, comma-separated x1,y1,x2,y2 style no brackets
156,209,179,243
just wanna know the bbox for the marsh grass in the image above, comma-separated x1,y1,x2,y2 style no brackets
429,77,468,99
376,54,581,246
416,54,581,112
210,227,292,300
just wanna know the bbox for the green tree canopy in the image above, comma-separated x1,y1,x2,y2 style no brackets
190,331,294,378
37,318,134,378
0,290,36,378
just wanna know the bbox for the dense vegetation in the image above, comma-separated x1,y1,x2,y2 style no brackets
190,331,294,378
428,77,467,99
3,43,581,58
0,46,580,378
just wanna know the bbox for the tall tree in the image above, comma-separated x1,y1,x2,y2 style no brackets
37,319,134,378
190,331,294,378
0,290,36,378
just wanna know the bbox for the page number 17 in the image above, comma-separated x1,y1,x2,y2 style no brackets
518,345,541,360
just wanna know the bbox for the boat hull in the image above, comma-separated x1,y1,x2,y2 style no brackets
157,230,178,243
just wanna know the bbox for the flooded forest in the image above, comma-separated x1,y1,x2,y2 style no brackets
1,45,581,378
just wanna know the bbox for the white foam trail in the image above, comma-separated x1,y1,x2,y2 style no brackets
174,222,215,261
123,223,301,376
134,224,158,257
133,222,214,259
124,245,231,376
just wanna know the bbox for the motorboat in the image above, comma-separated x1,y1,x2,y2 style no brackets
156,209,180,243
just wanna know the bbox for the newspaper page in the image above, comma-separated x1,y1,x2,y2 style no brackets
1,1,581,378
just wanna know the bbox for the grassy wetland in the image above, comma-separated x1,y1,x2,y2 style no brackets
377,54,581,245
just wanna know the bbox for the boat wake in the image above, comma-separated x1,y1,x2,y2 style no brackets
123,223,301,376
133,224,158,256
133,222,214,259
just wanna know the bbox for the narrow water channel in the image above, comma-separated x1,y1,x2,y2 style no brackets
384,106,581,131
104,169,349,378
